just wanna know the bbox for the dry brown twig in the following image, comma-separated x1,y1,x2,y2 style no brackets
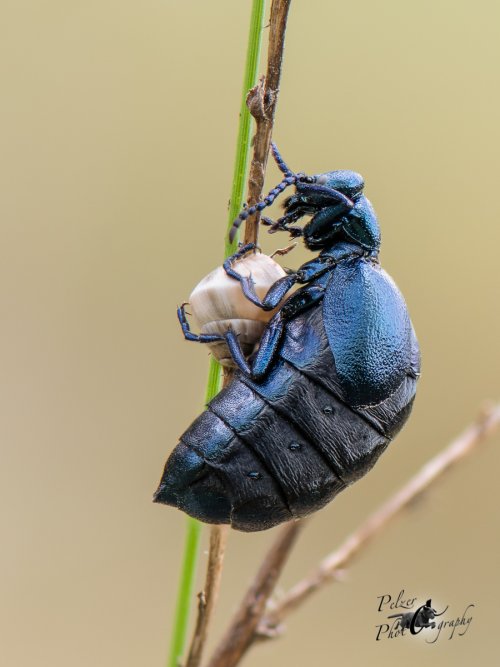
184,3,292,666
185,371,233,667
244,0,293,246
185,525,229,667
205,403,500,667
206,521,303,667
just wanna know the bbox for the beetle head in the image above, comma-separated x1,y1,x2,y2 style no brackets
302,192,381,252
296,170,364,198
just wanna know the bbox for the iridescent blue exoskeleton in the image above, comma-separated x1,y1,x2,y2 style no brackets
154,145,420,531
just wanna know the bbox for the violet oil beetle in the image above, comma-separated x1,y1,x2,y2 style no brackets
154,144,420,532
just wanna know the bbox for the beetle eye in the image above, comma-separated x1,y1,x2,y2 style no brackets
300,175,315,184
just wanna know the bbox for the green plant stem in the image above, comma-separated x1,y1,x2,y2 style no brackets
225,0,266,258
167,2,266,666
168,518,202,667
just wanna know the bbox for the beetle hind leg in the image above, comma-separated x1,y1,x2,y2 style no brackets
223,283,326,381
224,316,285,381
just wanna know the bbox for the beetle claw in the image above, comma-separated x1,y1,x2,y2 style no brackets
271,243,298,259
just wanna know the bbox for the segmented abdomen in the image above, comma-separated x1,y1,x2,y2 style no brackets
154,307,419,531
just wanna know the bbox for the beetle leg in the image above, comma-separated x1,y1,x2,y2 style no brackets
223,330,254,375
177,303,225,344
224,321,284,380
302,205,345,246
283,194,313,214
261,202,306,231
260,215,279,228
264,209,305,235
279,284,326,319
225,262,302,310
225,245,335,312
268,224,303,237
253,273,303,310
296,183,355,210
224,284,326,381
263,219,303,237
251,273,303,310
223,243,258,280
224,242,257,267
224,243,301,310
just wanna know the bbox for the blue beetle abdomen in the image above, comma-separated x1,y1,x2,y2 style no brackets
155,397,291,531
241,359,389,486
155,371,346,531
154,302,419,531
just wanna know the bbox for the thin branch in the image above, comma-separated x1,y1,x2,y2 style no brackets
206,521,303,667
185,5,293,666
244,0,292,246
257,403,500,637
186,526,229,667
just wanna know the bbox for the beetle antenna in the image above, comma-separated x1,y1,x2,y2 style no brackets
229,174,298,242
271,142,293,176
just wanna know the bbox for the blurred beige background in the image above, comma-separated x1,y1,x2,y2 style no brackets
1,1,499,665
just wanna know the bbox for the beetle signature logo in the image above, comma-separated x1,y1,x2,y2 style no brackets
387,599,446,634
375,590,474,642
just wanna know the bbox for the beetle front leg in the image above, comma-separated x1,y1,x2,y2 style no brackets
295,183,355,210
238,272,302,311
223,242,258,268
303,205,345,246
261,210,304,236
224,244,302,311
282,194,313,214
177,303,225,344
